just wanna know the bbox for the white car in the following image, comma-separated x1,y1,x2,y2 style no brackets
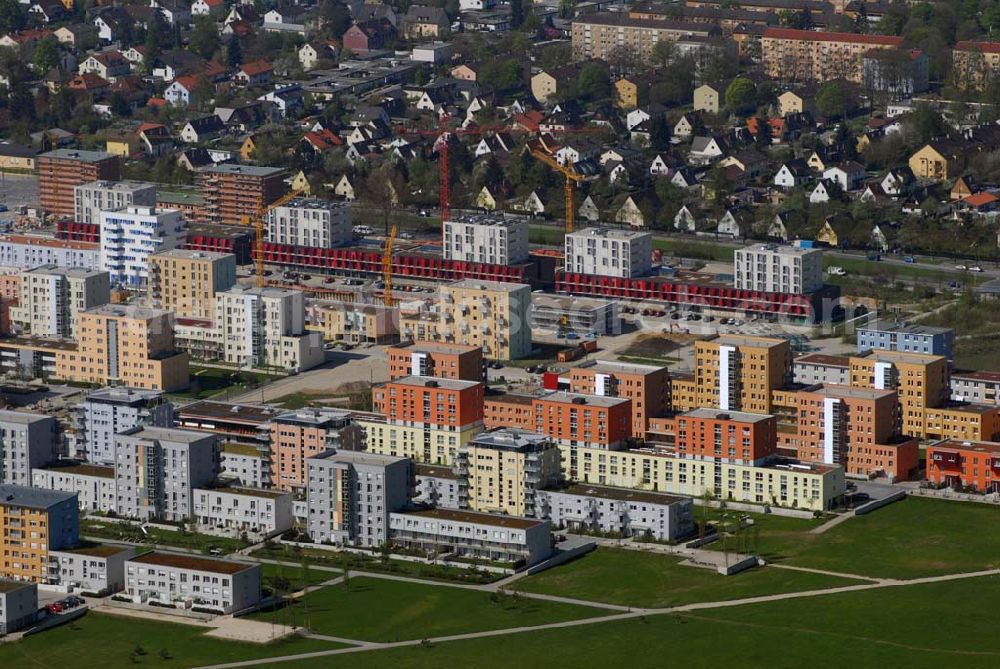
970,265,984,272
955,264,967,270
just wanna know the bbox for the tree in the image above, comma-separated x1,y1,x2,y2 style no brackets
575,61,610,102
650,39,676,68
188,16,219,60
648,115,671,152
908,103,946,144
0,0,24,35
225,37,243,68
320,0,351,37
510,0,524,28
110,92,131,118
724,77,756,114
33,37,59,74
815,80,850,120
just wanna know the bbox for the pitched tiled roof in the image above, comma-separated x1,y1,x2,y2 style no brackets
763,28,904,46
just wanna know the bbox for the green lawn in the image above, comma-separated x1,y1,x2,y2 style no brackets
169,365,281,401
250,576,606,642
0,611,340,669
260,575,1000,669
261,562,337,593
726,496,1000,579
515,548,868,609
81,520,248,555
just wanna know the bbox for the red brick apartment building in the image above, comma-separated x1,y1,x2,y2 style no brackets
568,360,671,439
195,164,286,225
485,391,631,449
39,149,121,217
373,376,484,427
926,440,1000,492
386,340,484,382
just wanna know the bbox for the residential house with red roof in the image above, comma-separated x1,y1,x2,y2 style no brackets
234,60,273,87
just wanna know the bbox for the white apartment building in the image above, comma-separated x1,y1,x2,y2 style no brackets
0,410,58,488
266,198,352,248
443,215,529,265
192,486,294,537
50,543,135,595
734,243,824,295
564,227,653,278
215,285,324,372
124,551,261,614
74,180,157,225
32,463,117,513
0,235,100,270
0,581,37,634
535,484,694,541
10,265,111,338
99,206,186,288
220,443,269,489
76,387,174,465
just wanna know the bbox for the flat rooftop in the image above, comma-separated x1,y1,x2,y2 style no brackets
222,442,264,457
795,353,849,368
575,359,666,376
40,462,114,479
538,391,630,408
469,428,551,452
414,463,458,480
55,541,130,558
125,426,215,444
84,304,170,320
953,370,1000,383
78,179,154,193
401,507,544,530
273,408,351,427
187,222,254,240
23,265,106,279
446,278,530,293
0,409,52,425
129,551,257,575
737,243,821,257
151,249,234,261
931,439,1000,454
86,387,164,405
201,164,285,177
445,214,524,228
855,349,946,366
310,449,406,467
803,384,895,400
712,334,788,349
202,486,286,499
0,484,76,509
0,580,33,594
553,483,687,506
277,197,351,211
858,322,952,336
681,407,774,423
178,400,277,425
486,392,534,405
389,375,481,391
532,294,615,312
568,226,651,241
928,401,997,415
390,340,481,355
40,148,116,162
0,234,97,251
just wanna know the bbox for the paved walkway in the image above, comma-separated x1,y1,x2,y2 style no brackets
768,563,887,583
94,602,300,644
809,512,854,534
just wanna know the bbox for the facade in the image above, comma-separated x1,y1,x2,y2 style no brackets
149,250,237,320
269,409,363,492
74,180,157,225
366,376,485,465
386,340,484,382
570,14,718,62
0,581,37,634
564,227,653,279
793,354,850,386
484,391,632,450
952,371,1000,406
266,198,352,249
215,285,324,372
76,387,173,465
414,463,460,508
0,485,80,584
530,294,621,336
536,484,694,541
50,543,135,595
10,265,110,339
568,360,671,439
761,28,904,83
734,244,824,295
0,235,100,271
861,49,929,98
671,408,778,465
953,41,1000,90
308,301,399,345
305,450,413,547
124,551,261,614
856,322,954,361
848,350,950,439
442,215,529,266
113,427,219,522
99,206,186,288
220,443,268,489
196,164,287,225
389,508,552,566
455,429,562,517
57,305,190,392
926,439,1000,492
192,486,294,536
31,463,116,513
0,411,58,488
400,279,533,360
39,149,122,217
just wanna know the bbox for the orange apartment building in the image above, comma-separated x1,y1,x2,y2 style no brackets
926,439,1000,492
568,360,671,439
386,340,484,382
268,409,363,492
195,164,287,225
485,391,632,449
39,149,122,217
0,485,80,584
672,408,777,464
848,350,949,438
762,28,905,83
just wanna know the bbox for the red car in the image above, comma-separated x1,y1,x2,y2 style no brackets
46,602,63,614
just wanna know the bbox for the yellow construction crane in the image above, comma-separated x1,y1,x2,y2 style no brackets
242,190,305,288
531,149,584,233
383,225,397,307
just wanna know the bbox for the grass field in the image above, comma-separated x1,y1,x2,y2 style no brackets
251,576,606,642
716,496,1000,579
0,611,339,669
261,562,337,593
170,365,281,401
514,548,868,609
81,520,248,554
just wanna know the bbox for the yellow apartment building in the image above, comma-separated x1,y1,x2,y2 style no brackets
848,350,949,438
691,335,792,414
762,27,904,83
0,485,79,584
149,249,237,320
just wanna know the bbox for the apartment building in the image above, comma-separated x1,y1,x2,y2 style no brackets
926,439,1000,492
220,443,268,489
414,463,460,509
389,508,552,566
564,227,653,279
215,285,324,372
568,360,671,439
32,463,116,513
536,484,694,542
49,543,135,595
56,305,190,392
793,353,850,386
387,340,483,382
268,409,363,492
192,486,294,536
0,485,80,584
74,180,157,225
674,335,792,414
76,387,173,464
0,581,37,634
570,13,719,62
305,450,413,547
365,376,485,465
669,408,778,465
856,322,953,360
531,294,621,336
848,350,950,438
400,279,533,360
196,164,287,225
762,28,905,83
307,301,398,344
0,234,100,271
0,411,58,488
484,391,632,450
124,551,261,614
733,243,824,295
953,41,1000,90
149,250,237,320
951,371,1000,406
39,149,122,217
10,265,111,339
442,215,529,265
176,400,277,449
113,427,219,522
922,403,1000,443
266,197,352,248
455,429,562,517
99,206,186,288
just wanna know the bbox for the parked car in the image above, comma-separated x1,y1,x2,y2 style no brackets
46,602,63,614
566,332,579,340
490,361,503,369
970,265,984,272
904,255,915,263
956,264,968,270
